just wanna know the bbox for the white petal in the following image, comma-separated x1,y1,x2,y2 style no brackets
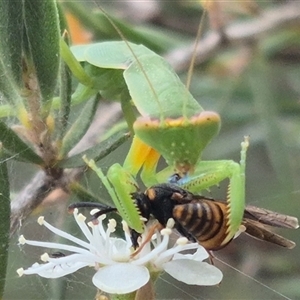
163,260,223,286
92,263,149,294
23,261,90,278
173,247,209,261
153,243,201,266
110,239,131,262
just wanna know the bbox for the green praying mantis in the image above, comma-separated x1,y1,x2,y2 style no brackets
55,2,254,251
67,37,249,246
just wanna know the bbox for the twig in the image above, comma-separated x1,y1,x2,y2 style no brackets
10,102,122,236
166,2,300,72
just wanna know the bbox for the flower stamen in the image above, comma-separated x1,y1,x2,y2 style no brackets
18,209,223,293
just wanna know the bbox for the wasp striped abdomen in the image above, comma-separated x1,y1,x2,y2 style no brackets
132,183,298,252
173,201,231,250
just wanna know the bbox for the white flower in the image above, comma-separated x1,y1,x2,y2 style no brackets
17,209,223,294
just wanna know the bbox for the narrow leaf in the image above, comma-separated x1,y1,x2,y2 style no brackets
56,38,73,140
0,121,43,165
23,0,60,112
0,105,15,119
0,56,24,108
69,182,102,204
0,0,23,86
0,1,25,109
58,130,129,168
0,149,10,299
59,96,99,158
63,2,186,53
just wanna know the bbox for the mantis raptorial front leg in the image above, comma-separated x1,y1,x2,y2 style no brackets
83,156,144,233
171,137,250,243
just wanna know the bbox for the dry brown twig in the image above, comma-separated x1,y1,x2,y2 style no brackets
10,102,122,236
166,2,300,71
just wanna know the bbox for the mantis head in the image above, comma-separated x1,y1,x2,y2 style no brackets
134,110,221,175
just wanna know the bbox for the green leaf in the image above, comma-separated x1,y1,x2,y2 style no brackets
69,182,102,204
59,96,99,158
56,38,73,140
0,149,10,299
0,121,43,165
0,56,24,107
0,2,25,112
261,29,300,59
56,2,69,35
58,130,129,168
92,12,186,53
63,2,186,53
60,39,95,87
0,104,15,119
0,0,23,87
0,1,22,108
23,0,60,113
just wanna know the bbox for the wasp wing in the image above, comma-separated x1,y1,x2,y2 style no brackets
244,205,299,229
242,218,296,249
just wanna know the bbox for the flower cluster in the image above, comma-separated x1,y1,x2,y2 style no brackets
17,209,223,294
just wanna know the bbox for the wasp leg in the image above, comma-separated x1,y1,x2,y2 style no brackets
208,251,216,265
130,228,141,249
131,222,163,257
175,222,197,242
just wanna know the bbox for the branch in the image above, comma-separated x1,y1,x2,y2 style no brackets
166,2,300,72
10,102,122,236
